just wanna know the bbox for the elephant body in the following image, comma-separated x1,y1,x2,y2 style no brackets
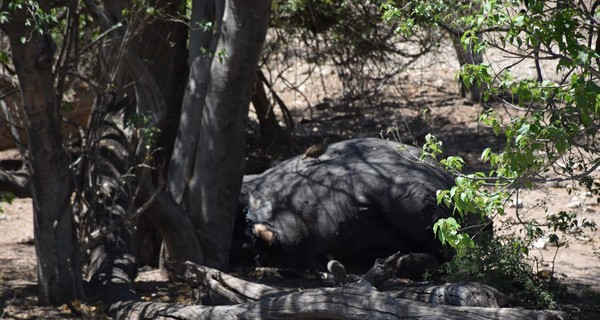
232,138,458,272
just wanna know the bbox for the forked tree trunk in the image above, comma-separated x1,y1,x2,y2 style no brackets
168,0,271,269
167,0,220,208
87,0,203,268
3,3,83,305
444,6,484,104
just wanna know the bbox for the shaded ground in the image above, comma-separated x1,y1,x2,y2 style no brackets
2,104,599,319
1,37,599,319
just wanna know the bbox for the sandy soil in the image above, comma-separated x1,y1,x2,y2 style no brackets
2,108,599,318
1,36,599,319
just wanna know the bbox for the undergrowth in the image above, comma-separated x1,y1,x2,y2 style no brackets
442,237,566,310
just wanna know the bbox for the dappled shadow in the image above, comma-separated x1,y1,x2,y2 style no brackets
236,138,468,273
561,280,600,320
249,86,506,176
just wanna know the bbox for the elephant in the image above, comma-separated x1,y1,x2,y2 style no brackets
231,138,471,273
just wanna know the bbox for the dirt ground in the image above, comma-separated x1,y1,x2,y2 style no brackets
1,38,600,318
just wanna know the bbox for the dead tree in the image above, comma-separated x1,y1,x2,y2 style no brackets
104,256,566,320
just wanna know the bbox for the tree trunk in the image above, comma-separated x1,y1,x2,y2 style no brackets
128,0,190,267
139,186,204,265
128,0,188,176
449,28,484,103
166,0,271,269
109,289,566,320
167,0,220,206
3,3,83,305
186,0,271,269
251,70,284,143
84,0,201,268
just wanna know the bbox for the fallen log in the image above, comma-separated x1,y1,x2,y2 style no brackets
124,260,566,320
167,261,288,305
0,170,30,198
170,257,507,308
385,282,509,308
110,285,566,320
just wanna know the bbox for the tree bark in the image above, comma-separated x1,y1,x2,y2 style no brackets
109,290,566,320
251,70,284,143
128,0,190,267
3,3,83,305
83,0,202,268
139,186,204,265
447,26,484,103
0,170,31,198
385,282,508,308
167,0,220,206
106,260,566,320
184,0,271,268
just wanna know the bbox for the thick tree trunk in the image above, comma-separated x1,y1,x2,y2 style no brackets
84,0,202,268
139,186,204,265
3,3,83,305
186,0,271,268
166,0,272,269
167,0,220,206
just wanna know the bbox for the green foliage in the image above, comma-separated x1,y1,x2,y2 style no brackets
384,2,600,311
547,211,597,235
0,50,10,66
196,20,215,33
433,217,474,255
127,112,161,155
443,237,564,310
385,0,600,255
216,48,228,64
460,63,492,92
3,1,59,36
381,0,477,35
461,0,600,202
0,10,8,24
420,133,443,161
437,174,507,219
0,193,15,213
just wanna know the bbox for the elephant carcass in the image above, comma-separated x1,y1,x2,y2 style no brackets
234,138,458,271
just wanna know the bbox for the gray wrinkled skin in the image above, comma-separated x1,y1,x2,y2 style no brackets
234,138,457,272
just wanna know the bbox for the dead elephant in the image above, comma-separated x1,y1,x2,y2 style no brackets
232,138,467,272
